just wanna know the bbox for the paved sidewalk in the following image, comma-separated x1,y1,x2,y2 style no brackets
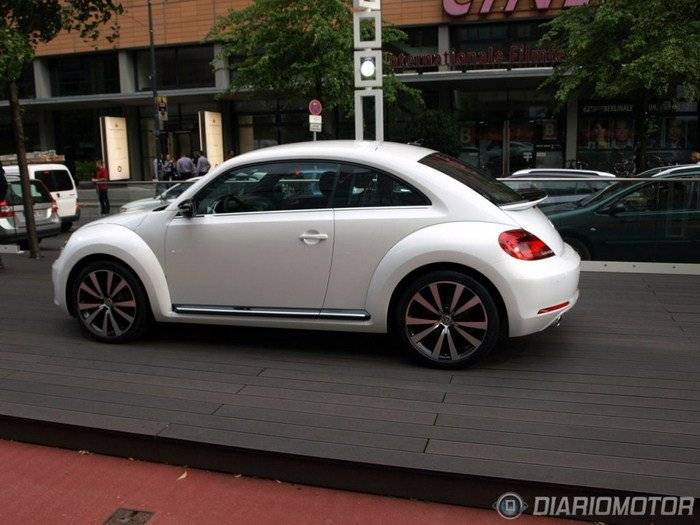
0,439,577,525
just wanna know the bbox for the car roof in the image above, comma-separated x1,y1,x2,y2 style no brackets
226,141,435,165
510,168,616,178
4,163,70,172
651,164,700,177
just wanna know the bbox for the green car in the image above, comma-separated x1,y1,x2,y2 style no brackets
546,166,700,263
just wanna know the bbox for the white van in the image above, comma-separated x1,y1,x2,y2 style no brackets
4,163,80,231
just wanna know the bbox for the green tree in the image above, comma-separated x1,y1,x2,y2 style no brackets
0,1,123,257
542,0,700,172
207,0,420,136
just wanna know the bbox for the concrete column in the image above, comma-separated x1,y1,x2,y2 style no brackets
565,99,578,165
438,25,450,72
118,51,136,94
125,106,144,180
213,44,230,91
32,59,51,99
37,111,55,150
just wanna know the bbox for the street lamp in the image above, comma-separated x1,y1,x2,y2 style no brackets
353,0,383,141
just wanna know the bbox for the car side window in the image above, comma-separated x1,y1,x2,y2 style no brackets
194,162,339,215
332,164,429,208
616,183,661,212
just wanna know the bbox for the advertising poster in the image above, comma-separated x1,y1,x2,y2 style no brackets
198,111,224,168
99,116,130,180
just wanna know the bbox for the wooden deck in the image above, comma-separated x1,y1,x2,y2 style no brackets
1,244,699,510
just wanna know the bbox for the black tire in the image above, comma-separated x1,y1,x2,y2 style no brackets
564,237,591,260
392,271,501,369
70,260,151,343
60,221,73,233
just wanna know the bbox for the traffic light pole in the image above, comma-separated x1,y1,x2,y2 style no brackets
147,0,162,179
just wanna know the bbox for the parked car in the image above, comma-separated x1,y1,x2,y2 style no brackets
633,164,696,178
504,169,616,209
547,166,700,262
4,163,80,231
0,176,61,248
52,141,580,368
119,177,202,214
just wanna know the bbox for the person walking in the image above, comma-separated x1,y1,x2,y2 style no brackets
0,160,7,270
195,150,210,176
176,152,196,180
93,159,110,216
162,154,176,181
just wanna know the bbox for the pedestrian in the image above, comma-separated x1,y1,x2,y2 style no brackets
153,154,167,196
93,159,110,216
195,150,210,176
176,152,196,180
162,154,176,181
0,160,7,270
691,151,700,164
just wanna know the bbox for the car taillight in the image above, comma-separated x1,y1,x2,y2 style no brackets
499,229,554,261
0,201,15,218
51,200,59,214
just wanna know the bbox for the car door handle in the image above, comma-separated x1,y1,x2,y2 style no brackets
299,231,329,244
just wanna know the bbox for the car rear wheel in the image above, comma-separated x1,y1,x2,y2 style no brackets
393,271,500,369
71,260,150,343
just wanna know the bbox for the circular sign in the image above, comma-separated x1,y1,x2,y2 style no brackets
308,99,323,116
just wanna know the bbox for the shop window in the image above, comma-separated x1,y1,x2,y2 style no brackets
135,45,215,91
48,53,119,96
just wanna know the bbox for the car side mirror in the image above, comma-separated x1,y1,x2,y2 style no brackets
178,199,195,218
608,202,626,215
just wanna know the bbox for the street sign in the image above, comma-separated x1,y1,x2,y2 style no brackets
308,99,323,116
309,114,322,133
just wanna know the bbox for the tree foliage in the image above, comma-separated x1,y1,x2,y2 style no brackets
207,0,419,112
542,0,700,104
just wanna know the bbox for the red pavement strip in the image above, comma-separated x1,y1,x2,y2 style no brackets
0,439,581,525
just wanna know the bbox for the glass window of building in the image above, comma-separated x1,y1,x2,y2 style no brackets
135,45,215,91
48,53,119,97
0,64,35,99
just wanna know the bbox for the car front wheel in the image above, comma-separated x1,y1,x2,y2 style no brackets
71,260,150,343
393,271,500,369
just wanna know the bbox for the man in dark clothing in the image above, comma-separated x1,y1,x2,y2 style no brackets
93,159,110,215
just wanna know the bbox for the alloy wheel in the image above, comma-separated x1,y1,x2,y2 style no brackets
404,280,488,363
76,270,137,338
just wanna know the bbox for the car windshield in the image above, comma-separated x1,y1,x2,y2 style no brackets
419,153,525,205
5,180,53,206
161,181,195,200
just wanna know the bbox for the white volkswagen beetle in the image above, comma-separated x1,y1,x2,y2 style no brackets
52,141,579,368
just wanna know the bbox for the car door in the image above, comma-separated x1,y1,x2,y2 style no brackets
590,182,663,262
165,161,337,311
323,163,436,310
34,168,78,219
654,179,700,263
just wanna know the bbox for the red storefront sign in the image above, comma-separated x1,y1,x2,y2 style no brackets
443,0,589,17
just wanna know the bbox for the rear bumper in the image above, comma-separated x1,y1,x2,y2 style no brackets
503,243,581,337
60,209,81,223
0,224,62,243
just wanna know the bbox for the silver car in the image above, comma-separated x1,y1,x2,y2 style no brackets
120,177,202,214
1,177,61,248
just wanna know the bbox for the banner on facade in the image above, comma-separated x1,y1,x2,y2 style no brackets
99,116,130,180
198,111,224,168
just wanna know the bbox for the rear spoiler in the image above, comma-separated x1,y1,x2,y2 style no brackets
500,196,548,211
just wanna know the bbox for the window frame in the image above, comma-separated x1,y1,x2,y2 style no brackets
187,159,432,218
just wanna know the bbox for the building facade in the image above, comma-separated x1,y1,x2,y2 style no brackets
1,0,697,179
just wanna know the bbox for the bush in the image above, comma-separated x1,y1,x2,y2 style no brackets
74,160,96,182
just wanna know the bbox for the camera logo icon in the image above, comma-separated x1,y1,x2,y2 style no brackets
494,492,527,520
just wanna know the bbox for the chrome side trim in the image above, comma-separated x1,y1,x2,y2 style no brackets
173,305,371,321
